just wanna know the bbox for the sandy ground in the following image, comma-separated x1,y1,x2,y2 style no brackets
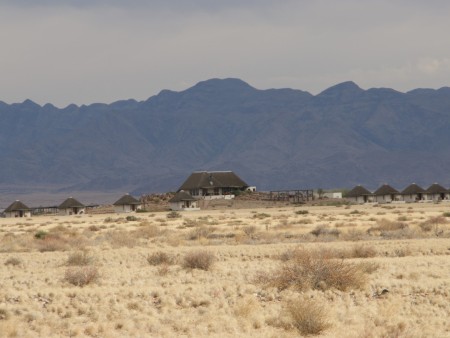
0,202,449,337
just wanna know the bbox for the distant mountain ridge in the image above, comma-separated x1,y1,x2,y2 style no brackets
1,78,450,195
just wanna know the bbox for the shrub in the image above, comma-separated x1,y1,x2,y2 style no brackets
36,234,69,252
253,213,270,219
443,212,450,217
126,215,139,222
0,308,9,320
66,251,93,266
419,216,447,235
167,211,182,219
4,257,22,266
88,225,100,232
186,226,215,240
243,225,257,237
147,251,174,265
257,248,367,291
135,224,160,238
34,230,48,239
310,225,340,237
351,245,377,258
286,298,330,335
295,210,309,215
182,250,215,270
64,266,99,286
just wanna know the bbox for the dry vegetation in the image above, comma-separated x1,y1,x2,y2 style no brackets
0,203,450,337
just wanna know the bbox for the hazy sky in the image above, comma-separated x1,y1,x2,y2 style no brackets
1,0,450,107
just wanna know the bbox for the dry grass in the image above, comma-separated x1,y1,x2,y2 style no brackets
0,203,449,337
286,298,330,335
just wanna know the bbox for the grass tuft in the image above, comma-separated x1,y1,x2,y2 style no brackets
182,250,215,270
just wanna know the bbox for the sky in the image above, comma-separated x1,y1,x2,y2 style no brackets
1,0,450,107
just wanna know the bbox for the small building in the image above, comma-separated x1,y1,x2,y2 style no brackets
323,192,343,199
345,185,374,203
113,194,142,213
401,183,426,202
177,171,249,199
374,184,400,203
58,197,85,215
4,200,31,218
424,183,449,202
169,191,200,211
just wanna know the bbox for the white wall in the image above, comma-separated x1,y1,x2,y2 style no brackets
5,211,31,218
59,207,86,216
114,204,141,213
169,201,199,211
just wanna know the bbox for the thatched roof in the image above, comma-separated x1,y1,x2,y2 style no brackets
374,184,399,196
113,194,141,206
169,191,196,203
58,197,85,209
4,200,30,212
345,185,372,197
425,183,448,194
178,171,249,191
401,183,425,195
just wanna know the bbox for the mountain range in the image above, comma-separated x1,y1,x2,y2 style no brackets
1,78,450,196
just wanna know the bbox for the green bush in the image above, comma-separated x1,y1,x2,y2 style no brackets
34,230,48,239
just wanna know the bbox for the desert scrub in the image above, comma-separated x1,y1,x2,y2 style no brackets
64,266,99,286
258,248,370,291
286,298,330,335
34,230,48,239
253,213,270,219
167,211,182,219
186,226,215,240
126,215,139,222
0,308,10,320
66,250,94,266
310,225,340,237
182,250,215,270
295,210,309,215
4,257,22,266
147,251,175,265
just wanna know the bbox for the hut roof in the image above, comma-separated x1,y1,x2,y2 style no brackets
58,197,85,209
4,200,30,212
345,185,372,197
169,191,196,203
113,194,141,206
425,183,448,194
401,183,425,195
374,184,399,196
178,171,249,191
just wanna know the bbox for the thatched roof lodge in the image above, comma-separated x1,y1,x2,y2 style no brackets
345,185,374,203
58,197,85,215
169,191,199,211
113,194,142,213
4,200,31,218
374,184,400,203
424,183,449,201
177,171,249,199
401,183,426,202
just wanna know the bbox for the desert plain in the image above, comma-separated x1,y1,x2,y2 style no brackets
0,201,449,337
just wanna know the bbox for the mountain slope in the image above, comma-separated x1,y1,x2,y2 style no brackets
1,78,450,194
